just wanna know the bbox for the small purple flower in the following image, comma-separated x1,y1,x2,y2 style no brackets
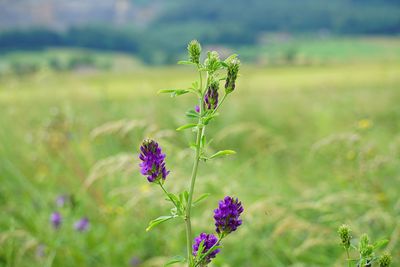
36,244,46,258
55,195,69,207
195,105,200,113
74,217,89,232
214,196,243,235
50,212,62,229
139,139,169,183
204,81,219,111
129,256,141,266
192,233,220,264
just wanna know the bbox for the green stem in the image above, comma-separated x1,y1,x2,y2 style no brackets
212,93,228,115
185,122,203,266
346,249,351,267
185,67,206,267
158,182,178,208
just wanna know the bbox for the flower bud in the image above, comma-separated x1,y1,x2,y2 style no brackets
225,58,240,94
204,80,219,111
139,139,169,183
379,252,392,267
204,51,220,74
338,224,352,249
187,40,201,64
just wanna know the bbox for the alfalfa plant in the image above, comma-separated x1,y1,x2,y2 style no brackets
138,40,243,266
338,224,392,267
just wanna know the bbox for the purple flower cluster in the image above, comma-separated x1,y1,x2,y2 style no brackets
74,217,89,232
139,139,169,183
50,212,62,229
214,196,244,235
192,233,220,264
204,81,219,110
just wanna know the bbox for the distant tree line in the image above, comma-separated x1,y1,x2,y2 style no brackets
0,0,399,64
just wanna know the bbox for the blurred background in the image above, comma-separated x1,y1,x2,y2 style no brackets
0,0,399,266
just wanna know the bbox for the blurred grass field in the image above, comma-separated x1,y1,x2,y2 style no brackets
0,37,400,266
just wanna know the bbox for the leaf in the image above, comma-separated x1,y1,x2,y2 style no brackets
209,150,236,159
158,89,190,97
146,215,176,232
164,255,186,266
177,60,196,66
186,110,200,119
373,239,389,249
195,240,206,262
158,89,177,94
176,123,198,131
193,193,210,206
202,113,219,125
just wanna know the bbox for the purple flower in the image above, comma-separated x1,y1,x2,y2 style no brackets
204,81,219,110
74,217,89,232
139,139,169,183
129,256,141,266
195,105,200,113
55,195,69,207
192,233,220,264
214,196,243,235
50,212,62,229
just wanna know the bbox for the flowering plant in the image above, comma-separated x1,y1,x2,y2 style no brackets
138,40,243,266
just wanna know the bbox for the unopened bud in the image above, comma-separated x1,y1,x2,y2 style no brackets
204,80,219,110
379,252,392,267
187,40,201,64
338,224,352,249
225,58,240,94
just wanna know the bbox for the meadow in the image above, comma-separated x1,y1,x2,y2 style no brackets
0,37,400,266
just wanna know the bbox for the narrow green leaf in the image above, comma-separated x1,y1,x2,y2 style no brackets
176,123,198,131
373,239,389,249
172,89,190,97
177,60,196,66
146,215,175,232
209,150,236,159
193,193,211,206
186,110,200,118
164,255,186,266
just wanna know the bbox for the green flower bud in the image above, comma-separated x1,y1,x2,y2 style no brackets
359,234,374,264
187,40,201,64
379,252,392,267
338,224,352,250
225,58,240,94
204,51,220,74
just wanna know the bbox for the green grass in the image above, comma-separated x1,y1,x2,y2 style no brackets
0,41,400,266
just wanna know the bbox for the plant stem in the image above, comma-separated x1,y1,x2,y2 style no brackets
185,68,206,267
158,182,178,208
185,122,203,266
346,249,351,267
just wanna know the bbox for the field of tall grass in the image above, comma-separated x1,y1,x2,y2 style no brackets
1,38,399,266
